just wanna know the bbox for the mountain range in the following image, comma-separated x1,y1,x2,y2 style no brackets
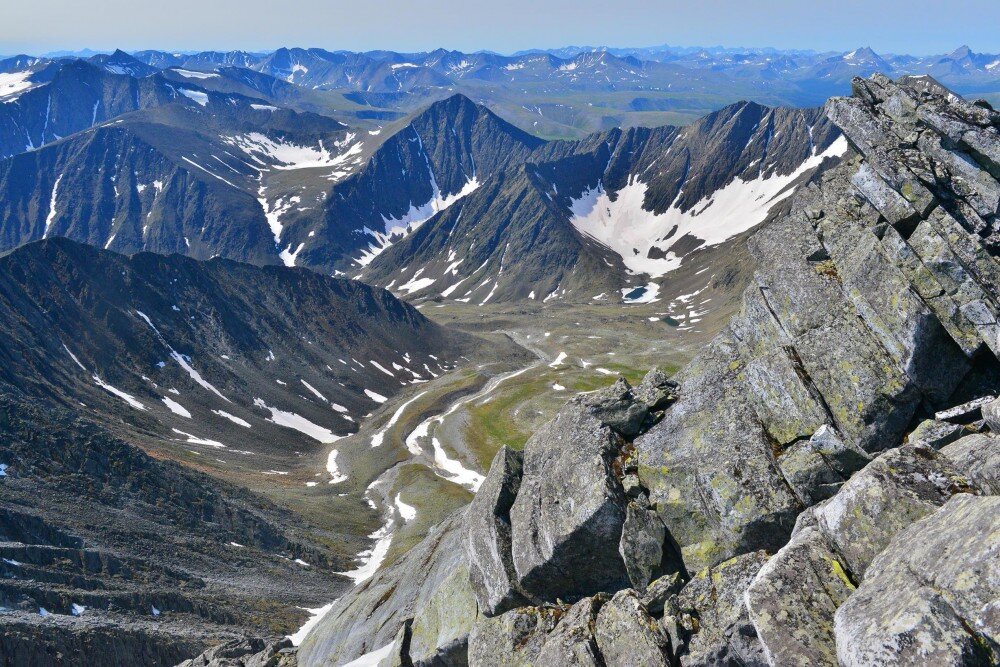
0,54,846,303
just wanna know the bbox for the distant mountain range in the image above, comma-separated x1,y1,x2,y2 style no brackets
4,44,999,139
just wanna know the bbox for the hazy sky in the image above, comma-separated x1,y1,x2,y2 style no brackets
2,0,998,56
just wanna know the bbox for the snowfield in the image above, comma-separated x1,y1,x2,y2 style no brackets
569,135,849,277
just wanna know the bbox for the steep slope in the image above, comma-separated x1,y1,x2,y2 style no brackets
0,89,364,265
0,238,470,474
0,395,347,666
293,75,1000,667
0,60,182,160
291,94,545,272
363,101,843,304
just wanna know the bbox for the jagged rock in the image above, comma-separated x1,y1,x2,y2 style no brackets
777,425,871,505
935,396,995,424
666,551,769,666
533,596,606,666
640,572,684,616
576,377,650,437
594,590,672,666
510,403,631,602
634,368,680,411
907,418,973,449
834,495,1000,666
745,527,855,667
177,638,295,667
467,605,563,667
618,501,667,592
941,433,1000,494
812,445,977,578
983,396,1000,432
465,446,528,616
297,513,476,667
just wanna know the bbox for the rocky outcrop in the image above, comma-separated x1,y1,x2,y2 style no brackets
299,74,1000,667
834,494,999,666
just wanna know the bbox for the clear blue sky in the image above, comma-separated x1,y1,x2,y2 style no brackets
2,0,997,56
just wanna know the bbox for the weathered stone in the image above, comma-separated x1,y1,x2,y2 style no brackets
510,404,630,602
178,638,295,667
935,395,995,424
906,418,971,449
667,551,769,667
468,605,563,667
465,446,528,616
941,433,1000,494
408,563,479,666
834,495,1000,666
594,590,672,667
298,513,475,667
983,396,1000,432
576,377,650,437
640,571,684,616
777,425,871,505
745,527,855,667
618,501,667,592
534,596,606,666
634,368,679,411
812,445,976,578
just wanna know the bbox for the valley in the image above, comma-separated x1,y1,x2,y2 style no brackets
0,30,998,667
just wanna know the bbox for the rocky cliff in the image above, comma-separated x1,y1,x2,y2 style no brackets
289,74,1000,667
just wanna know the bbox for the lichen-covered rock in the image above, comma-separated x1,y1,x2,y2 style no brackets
465,446,528,616
408,563,479,666
983,396,1000,432
533,596,606,666
467,605,563,667
834,495,1000,666
777,425,871,505
298,513,475,667
634,368,680,411
177,638,295,667
906,418,971,450
666,551,769,666
744,527,855,667
594,590,672,667
510,404,630,602
941,433,1000,494
576,377,650,437
618,501,667,592
812,445,976,578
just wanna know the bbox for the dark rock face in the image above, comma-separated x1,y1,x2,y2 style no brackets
509,407,631,600
465,446,529,616
363,102,842,303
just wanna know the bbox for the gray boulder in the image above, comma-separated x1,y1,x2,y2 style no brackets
940,433,1000,494
510,404,631,601
467,605,563,667
666,551,769,666
594,590,673,667
983,396,1000,432
834,495,1000,666
744,527,855,667
465,446,529,616
577,377,650,437
618,501,667,592
812,445,976,578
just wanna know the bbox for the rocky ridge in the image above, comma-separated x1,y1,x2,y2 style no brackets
287,74,1000,666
